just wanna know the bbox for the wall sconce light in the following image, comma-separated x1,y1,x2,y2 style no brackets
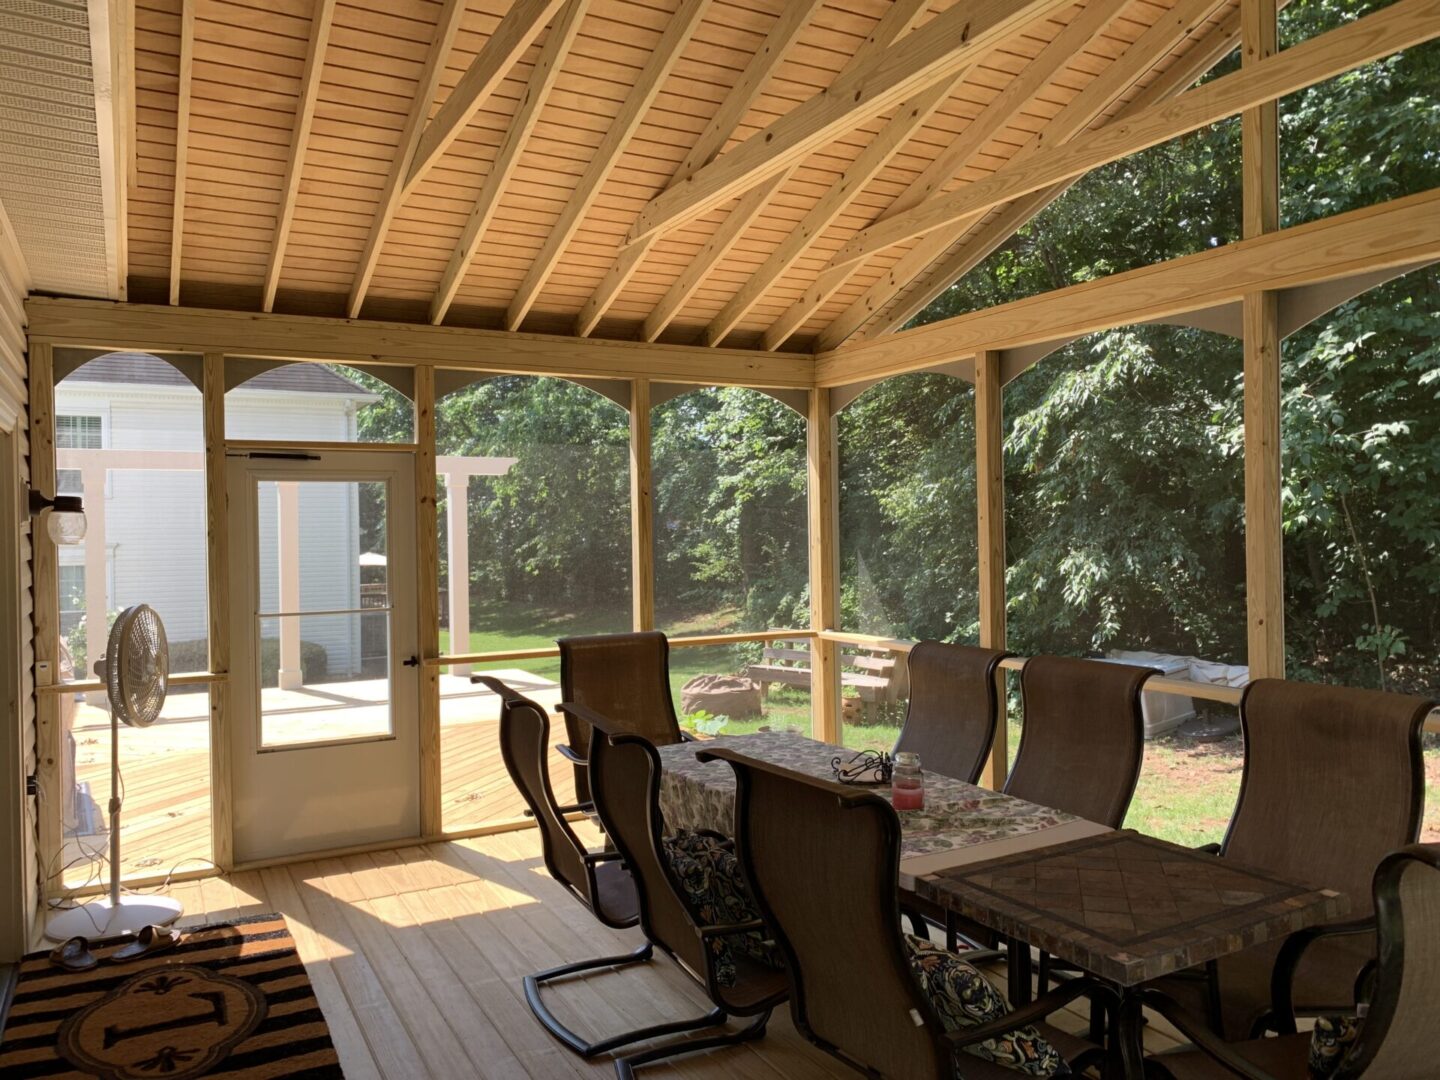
29,490,87,545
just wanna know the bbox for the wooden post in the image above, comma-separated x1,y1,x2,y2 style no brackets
202,351,232,870
80,463,108,704
807,388,840,743
413,365,441,837
443,472,469,673
1242,0,1285,679
630,379,655,632
974,350,1008,788
275,482,301,689
28,342,61,890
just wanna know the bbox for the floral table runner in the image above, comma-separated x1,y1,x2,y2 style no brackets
656,730,1080,862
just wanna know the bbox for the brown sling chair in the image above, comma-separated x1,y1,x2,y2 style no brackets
482,676,724,1060
561,701,788,1078
1140,843,1440,1079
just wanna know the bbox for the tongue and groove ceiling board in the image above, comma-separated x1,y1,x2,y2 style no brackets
125,0,1246,350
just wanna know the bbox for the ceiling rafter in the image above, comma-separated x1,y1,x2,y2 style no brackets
168,0,195,306
263,0,338,313
637,0,935,344
572,0,830,338
345,0,469,320
822,0,1438,275
621,0,1077,250
841,5,1257,347
753,0,1131,351
429,0,589,326
504,0,715,332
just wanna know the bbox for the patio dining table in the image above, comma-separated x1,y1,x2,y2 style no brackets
657,730,1350,1079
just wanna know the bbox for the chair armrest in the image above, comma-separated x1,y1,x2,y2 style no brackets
1138,989,1281,1080
1270,917,1377,1034
941,978,1096,1052
698,919,766,941
556,744,588,767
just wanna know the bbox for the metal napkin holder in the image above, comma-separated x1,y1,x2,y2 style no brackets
831,749,894,785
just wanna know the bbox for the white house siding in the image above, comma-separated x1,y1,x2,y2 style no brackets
54,367,374,678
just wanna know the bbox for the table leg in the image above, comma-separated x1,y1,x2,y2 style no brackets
1006,937,1033,1006
1103,986,1146,1079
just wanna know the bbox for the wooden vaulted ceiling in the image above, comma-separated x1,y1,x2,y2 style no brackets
129,0,1244,353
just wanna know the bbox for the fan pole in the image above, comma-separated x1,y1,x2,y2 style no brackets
109,704,122,910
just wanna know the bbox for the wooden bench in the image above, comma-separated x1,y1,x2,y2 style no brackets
747,640,910,722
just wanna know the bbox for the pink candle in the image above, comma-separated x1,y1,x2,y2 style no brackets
891,784,924,811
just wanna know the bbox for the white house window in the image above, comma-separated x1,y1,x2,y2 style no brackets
56,413,104,496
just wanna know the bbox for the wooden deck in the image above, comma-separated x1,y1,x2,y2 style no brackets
60,671,574,888
36,825,1189,1078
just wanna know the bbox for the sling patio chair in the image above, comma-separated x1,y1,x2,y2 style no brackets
699,743,1099,1079
483,676,719,1059
557,630,693,804
894,641,1010,950
1147,678,1433,1041
561,701,788,1078
1139,843,1440,1080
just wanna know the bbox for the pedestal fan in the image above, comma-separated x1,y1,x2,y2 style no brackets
46,604,185,940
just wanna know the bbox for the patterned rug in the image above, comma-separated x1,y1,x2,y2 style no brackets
0,912,341,1079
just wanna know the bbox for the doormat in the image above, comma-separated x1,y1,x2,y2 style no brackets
0,912,341,1079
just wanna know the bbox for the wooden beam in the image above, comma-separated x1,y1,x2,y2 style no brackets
974,350,1007,789
168,0,194,306
346,0,469,320
824,0,1440,273
24,298,817,388
89,0,132,299
622,0,1075,248
816,186,1440,386
630,379,654,631
430,0,588,326
413,365,442,834
758,0,1135,352
505,0,714,331
263,0,337,313
27,343,61,897
807,387,840,743
1242,0,1284,678
201,352,232,869
572,0,826,337
828,0,1261,348
403,0,567,196
636,0,935,343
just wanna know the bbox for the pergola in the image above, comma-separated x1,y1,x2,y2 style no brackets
1,0,1438,966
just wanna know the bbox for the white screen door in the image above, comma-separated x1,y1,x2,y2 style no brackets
227,448,419,863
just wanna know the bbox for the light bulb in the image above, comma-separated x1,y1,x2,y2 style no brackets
47,509,87,545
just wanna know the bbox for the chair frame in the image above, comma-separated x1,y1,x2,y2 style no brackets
700,745,1100,1079
1141,844,1440,1080
563,701,787,1078
480,676,722,1061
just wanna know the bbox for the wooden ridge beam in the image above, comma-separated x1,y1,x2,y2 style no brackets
25,298,817,388
263,0,337,313
640,0,934,344
821,0,1250,349
168,0,194,306
815,186,1440,386
758,0,1134,351
622,0,1075,248
573,0,826,337
429,0,588,326
403,0,568,197
346,0,468,319
505,0,714,331
824,0,1440,273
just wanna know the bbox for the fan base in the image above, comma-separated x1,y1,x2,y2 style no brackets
45,894,184,942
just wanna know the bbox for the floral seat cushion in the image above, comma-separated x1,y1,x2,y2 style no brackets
661,831,783,987
1308,1014,1362,1078
904,934,1071,1077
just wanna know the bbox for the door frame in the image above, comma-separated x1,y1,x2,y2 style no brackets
225,445,422,864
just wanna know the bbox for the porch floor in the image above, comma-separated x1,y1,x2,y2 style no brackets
36,826,1188,1078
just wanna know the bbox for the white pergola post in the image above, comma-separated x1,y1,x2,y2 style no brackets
444,473,470,674
81,463,108,706
276,480,302,690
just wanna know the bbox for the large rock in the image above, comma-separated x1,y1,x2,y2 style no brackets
681,673,762,719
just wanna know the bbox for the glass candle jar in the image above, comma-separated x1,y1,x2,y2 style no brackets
891,751,924,811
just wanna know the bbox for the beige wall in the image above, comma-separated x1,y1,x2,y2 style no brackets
0,204,34,959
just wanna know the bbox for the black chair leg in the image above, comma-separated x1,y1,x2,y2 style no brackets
524,941,727,1058
614,1009,772,1079
903,908,929,940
